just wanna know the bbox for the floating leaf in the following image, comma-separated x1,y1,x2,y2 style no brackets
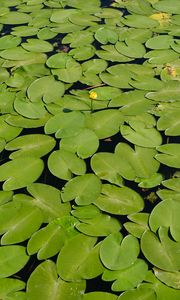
0,12,31,24
57,233,97,281
5,134,56,159
116,39,146,58
0,245,29,278
120,121,162,148
0,115,22,142
96,45,132,62
94,184,144,215
149,199,180,242
0,35,21,50
91,152,123,186
155,144,180,168
14,98,47,119
145,35,173,49
60,128,99,159
27,183,70,223
152,0,180,14
141,227,180,271
0,200,43,245
146,81,180,102
95,27,118,44
0,157,44,191
45,111,85,138
61,174,101,205
102,259,148,292
48,149,86,180
117,284,156,300
154,268,180,289
124,213,149,238
27,260,86,300
0,278,25,299
76,213,121,237
100,232,140,270
83,292,118,300
21,38,53,52
27,223,66,260
157,110,180,136
27,76,65,103
144,49,179,64
86,109,124,139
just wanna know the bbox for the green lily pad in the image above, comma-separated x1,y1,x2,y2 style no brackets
27,76,65,103
146,81,180,102
21,39,53,52
0,35,21,50
83,292,118,300
91,152,124,186
57,233,97,281
116,39,146,58
121,14,158,28
0,278,25,299
149,200,180,242
145,35,173,49
157,110,180,136
95,27,118,44
60,128,99,159
0,200,43,245
144,49,179,64
5,134,56,159
94,184,144,215
120,121,162,148
110,90,154,115
5,112,51,128
76,213,121,237
100,232,140,270
102,259,148,292
0,11,31,24
27,260,86,300
62,30,94,47
69,45,95,61
0,245,29,278
27,223,67,260
152,0,180,14
117,284,156,300
14,98,47,119
45,110,85,138
27,183,70,223
61,174,101,205
154,268,180,289
141,227,180,272
48,149,86,180
124,213,149,238
96,45,132,62
0,157,44,191
155,144,180,168
0,115,22,142
86,109,124,139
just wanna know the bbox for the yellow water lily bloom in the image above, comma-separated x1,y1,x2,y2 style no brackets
150,12,171,25
165,66,177,77
89,91,97,100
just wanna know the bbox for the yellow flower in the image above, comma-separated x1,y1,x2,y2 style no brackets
165,66,177,77
89,91,97,100
150,12,171,24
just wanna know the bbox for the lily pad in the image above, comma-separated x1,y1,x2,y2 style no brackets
61,174,101,205
0,245,29,278
155,144,180,168
48,149,86,180
100,232,140,270
0,157,44,191
94,184,144,215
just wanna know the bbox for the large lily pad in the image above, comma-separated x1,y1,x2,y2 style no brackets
0,157,44,191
